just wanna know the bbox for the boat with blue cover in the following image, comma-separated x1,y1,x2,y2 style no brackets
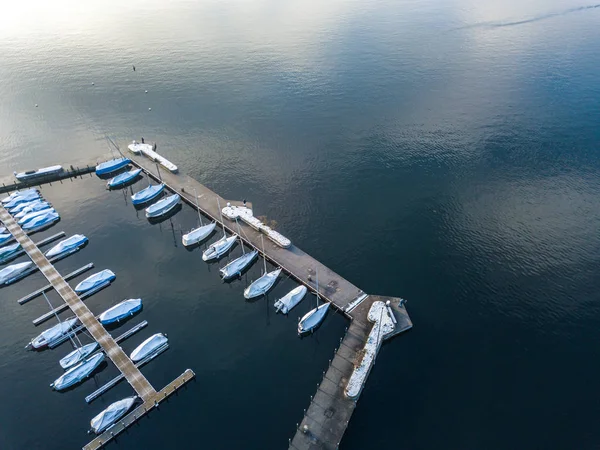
22,211,59,232
14,201,51,218
131,183,165,205
145,193,180,218
9,199,44,214
3,191,41,208
0,234,12,245
1,188,38,204
107,168,142,188
18,207,55,225
45,234,88,259
74,269,116,293
0,261,33,284
95,157,131,176
0,243,21,264
98,298,142,324
51,353,105,391
59,342,99,369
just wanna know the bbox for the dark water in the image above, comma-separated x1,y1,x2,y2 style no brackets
1,1,600,449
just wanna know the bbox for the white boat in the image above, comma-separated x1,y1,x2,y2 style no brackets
0,242,21,264
51,353,105,390
14,165,63,181
45,234,88,259
182,188,216,246
9,199,45,214
95,157,131,176
90,396,137,434
59,342,99,369
202,235,237,261
74,269,116,293
17,207,55,225
31,317,79,349
298,269,329,334
244,268,281,299
274,285,308,314
130,333,168,362
0,261,33,284
1,188,38,203
128,141,154,155
14,201,51,218
0,226,5,234
131,183,165,205
145,194,180,218
0,234,12,245
220,249,258,279
22,211,60,232
128,140,178,173
107,168,142,188
99,298,142,324
3,191,41,208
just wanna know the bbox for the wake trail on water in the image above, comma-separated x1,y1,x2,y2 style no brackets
452,4,600,30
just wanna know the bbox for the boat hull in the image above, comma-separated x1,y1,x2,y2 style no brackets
130,333,168,362
14,202,51,218
4,192,41,208
298,303,330,334
74,269,116,293
22,212,60,232
95,158,131,176
0,261,33,284
31,317,79,349
60,342,99,369
15,165,63,181
99,299,142,324
91,396,137,433
244,268,282,299
51,353,105,390
274,285,308,314
131,183,165,205
202,235,237,261
220,250,258,279
0,243,21,264
18,207,55,225
182,222,217,247
107,168,142,188
45,234,88,259
145,194,180,218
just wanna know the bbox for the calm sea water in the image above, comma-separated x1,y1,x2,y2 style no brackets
1,1,600,449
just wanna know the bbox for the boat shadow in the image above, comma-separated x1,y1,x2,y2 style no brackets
146,204,183,225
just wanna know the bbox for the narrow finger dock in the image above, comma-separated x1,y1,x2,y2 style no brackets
0,205,195,450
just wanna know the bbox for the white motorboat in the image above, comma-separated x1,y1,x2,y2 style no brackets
202,235,237,261
131,183,165,205
1,188,38,203
74,269,116,293
3,191,41,208
90,396,137,434
244,268,282,299
298,269,329,334
0,234,13,245
220,249,258,280
107,168,142,188
182,188,216,246
59,342,99,369
14,165,63,181
31,317,79,349
0,242,21,264
22,211,60,232
17,207,55,225
274,285,308,314
130,333,168,362
95,157,131,176
45,234,88,259
145,193,180,218
14,201,51,218
51,353,105,391
99,298,142,324
9,199,45,214
0,261,33,284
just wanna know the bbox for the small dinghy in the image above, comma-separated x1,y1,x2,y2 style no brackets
107,168,142,188
244,268,282,299
74,269,116,293
51,353,104,390
90,396,137,434
220,249,258,280
0,261,33,284
45,234,88,259
0,234,12,245
17,207,55,225
274,285,308,314
60,342,99,370
99,298,142,324
1,188,38,203
22,211,59,232
31,317,79,349
4,191,41,208
95,157,131,176
0,242,21,264
202,235,237,261
131,183,165,205
14,165,63,181
14,201,51,218
130,333,168,362
9,199,44,214
298,270,329,334
145,194,180,218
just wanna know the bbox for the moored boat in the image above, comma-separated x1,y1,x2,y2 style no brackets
130,333,168,362
298,269,329,334
74,269,116,293
0,261,33,284
202,235,237,261
131,183,165,205
31,317,79,349
0,226,5,234
274,285,308,314
0,234,12,245
0,242,21,264
45,234,88,259
107,168,142,188
95,157,131,176
17,207,55,225
220,249,258,279
145,193,180,218
59,342,99,369
22,211,60,232
14,165,63,181
99,298,142,324
14,201,51,218
1,188,38,203
183,223,217,247
51,353,105,390
3,191,41,208
90,396,137,433
243,268,282,299
9,199,45,214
